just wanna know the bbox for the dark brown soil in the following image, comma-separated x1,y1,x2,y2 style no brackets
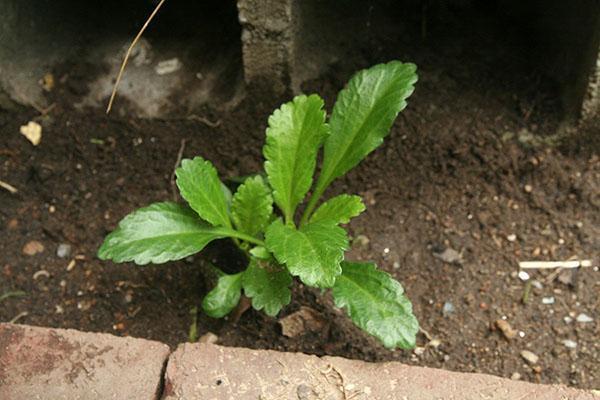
1,4,599,390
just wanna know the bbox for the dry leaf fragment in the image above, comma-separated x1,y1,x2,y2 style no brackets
20,121,42,146
279,306,327,338
41,73,55,92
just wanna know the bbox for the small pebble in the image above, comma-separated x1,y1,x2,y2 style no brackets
520,350,539,365
524,184,532,193
531,280,543,290
557,270,574,286
518,331,525,338
517,271,530,281
124,293,133,303
55,305,64,314
23,240,44,256
56,243,72,258
155,58,182,75
198,332,219,344
510,372,522,380
354,235,370,247
432,247,462,265
564,316,573,324
442,301,455,316
507,234,517,242
576,313,593,323
562,339,577,349
392,261,400,270
542,297,555,305
413,347,426,356
495,319,517,340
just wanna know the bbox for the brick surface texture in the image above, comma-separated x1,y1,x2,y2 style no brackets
164,342,597,400
0,323,170,400
1,323,597,399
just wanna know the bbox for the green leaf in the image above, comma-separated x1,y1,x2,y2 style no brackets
202,272,243,318
263,94,329,223
265,219,348,288
242,259,292,317
176,157,231,227
308,62,417,217
332,261,418,349
309,194,365,225
249,246,271,260
221,183,233,207
231,175,273,237
98,202,226,265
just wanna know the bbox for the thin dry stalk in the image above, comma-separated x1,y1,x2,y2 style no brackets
106,0,167,114
0,179,18,194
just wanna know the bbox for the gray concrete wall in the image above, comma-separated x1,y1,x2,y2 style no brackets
236,0,294,97
1,0,600,124
503,0,600,121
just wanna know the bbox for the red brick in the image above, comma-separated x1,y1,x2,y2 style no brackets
0,323,170,400
164,343,597,400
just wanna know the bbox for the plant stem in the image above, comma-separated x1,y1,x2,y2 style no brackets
0,291,26,303
217,228,265,247
299,185,325,226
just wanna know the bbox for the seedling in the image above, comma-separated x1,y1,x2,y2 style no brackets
98,61,419,349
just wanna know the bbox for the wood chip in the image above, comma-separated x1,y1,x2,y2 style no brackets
66,259,77,272
495,319,517,340
19,121,42,146
0,180,18,194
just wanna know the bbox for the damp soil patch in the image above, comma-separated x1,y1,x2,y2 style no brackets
1,2,599,390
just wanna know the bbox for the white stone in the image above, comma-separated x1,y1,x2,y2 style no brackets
576,313,593,323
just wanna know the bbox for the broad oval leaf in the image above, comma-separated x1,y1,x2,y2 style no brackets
263,94,329,222
265,219,348,288
202,272,243,318
313,61,417,202
231,175,273,237
309,194,365,225
242,259,292,317
176,157,231,227
332,261,419,349
98,202,226,265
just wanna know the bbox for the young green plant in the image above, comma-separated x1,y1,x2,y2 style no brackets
98,61,419,349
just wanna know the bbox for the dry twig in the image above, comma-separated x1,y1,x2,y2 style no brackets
170,138,186,200
519,260,592,269
0,179,18,194
106,0,167,114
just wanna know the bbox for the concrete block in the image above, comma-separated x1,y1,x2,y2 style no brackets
237,0,294,96
0,323,170,400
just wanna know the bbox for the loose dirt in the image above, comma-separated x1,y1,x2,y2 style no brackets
1,3,599,390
